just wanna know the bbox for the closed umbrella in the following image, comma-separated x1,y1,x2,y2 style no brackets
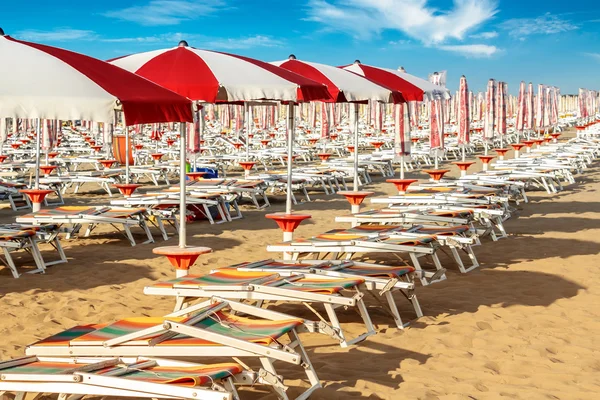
457,75,470,161
484,79,496,155
515,81,526,141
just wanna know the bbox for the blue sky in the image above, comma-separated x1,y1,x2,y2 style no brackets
2,0,599,94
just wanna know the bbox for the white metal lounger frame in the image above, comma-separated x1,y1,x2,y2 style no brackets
230,258,423,329
266,237,447,286
16,211,154,247
0,356,246,400
26,298,322,400
143,274,377,348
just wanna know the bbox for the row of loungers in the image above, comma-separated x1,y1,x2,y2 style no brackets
1,136,598,398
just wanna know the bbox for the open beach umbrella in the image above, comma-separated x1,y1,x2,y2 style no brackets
457,76,470,161
271,55,403,191
110,41,331,249
0,29,193,212
342,62,449,101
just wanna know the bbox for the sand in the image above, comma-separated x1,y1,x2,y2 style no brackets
1,136,599,399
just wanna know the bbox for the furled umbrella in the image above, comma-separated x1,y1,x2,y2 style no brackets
515,81,526,142
526,82,534,138
457,75,470,161
0,29,193,212
483,79,496,156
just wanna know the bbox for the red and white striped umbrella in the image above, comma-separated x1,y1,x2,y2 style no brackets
187,109,203,153
0,34,193,124
550,87,559,127
1,31,193,196
484,79,496,143
496,82,507,145
516,81,526,135
342,62,449,101
110,42,330,103
428,73,445,163
394,102,411,169
526,83,534,131
536,84,545,130
457,75,470,149
578,89,587,120
320,103,330,139
272,56,403,103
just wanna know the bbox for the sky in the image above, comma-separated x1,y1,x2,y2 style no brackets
2,0,600,94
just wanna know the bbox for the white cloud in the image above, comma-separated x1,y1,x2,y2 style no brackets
438,44,498,57
15,28,97,42
305,0,498,44
584,53,600,62
470,31,498,39
210,35,284,49
388,39,411,46
103,33,283,50
103,0,227,26
501,13,578,37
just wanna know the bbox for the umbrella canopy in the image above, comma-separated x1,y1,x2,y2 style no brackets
341,61,449,101
271,56,403,103
109,42,330,103
0,33,193,124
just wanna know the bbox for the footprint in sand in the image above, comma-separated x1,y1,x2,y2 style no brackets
476,321,493,330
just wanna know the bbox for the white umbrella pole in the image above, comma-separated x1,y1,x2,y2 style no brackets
462,146,466,162
286,103,295,215
400,157,405,179
353,103,360,191
34,119,41,189
125,119,130,185
245,103,250,160
179,122,187,248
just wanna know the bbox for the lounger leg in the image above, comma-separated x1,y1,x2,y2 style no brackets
173,296,187,312
383,291,405,329
140,220,154,244
155,216,169,241
449,246,467,273
463,245,480,272
123,225,136,246
2,247,20,278
288,330,321,400
259,357,289,400
27,238,47,274
410,292,424,318
323,303,349,347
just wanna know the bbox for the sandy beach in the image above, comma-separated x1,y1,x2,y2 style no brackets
1,137,599,399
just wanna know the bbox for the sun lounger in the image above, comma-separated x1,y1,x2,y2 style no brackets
16,206,155,246
323,224,480,273
144,270,376,348
0,356,249,400
227,258,423,328
266,232,447,286
25,298,322,399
